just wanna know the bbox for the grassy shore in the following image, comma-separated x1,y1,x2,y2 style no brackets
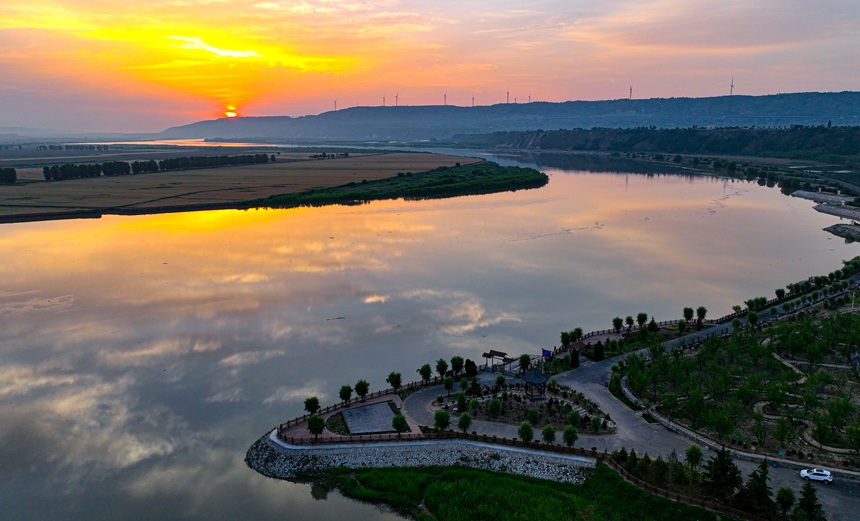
260,161,549,207
305,463,724,521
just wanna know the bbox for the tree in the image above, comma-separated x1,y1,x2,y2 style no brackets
594,342,605,361
571,327,583,342
450,356,464,376
560,330,572,347
625,316,634,332
677,319,687,334
683,307,694,322
542,425,557,445
487,397,502,418
686,390,707,428
456,391,467,412
748,311,759,328
703,447,742,497
775,416,796,447
519,353,531,372
612,316,623,333
776,288,786,300
751,412,768,446
392,414,409,436
458,412,472,433
562,425,578,447
355,379,370,401
696,306,707,322
590,415,602,432
826,396,853,433
708,409,734,439
776,486,796,518
0,167,16,184
526,408,540,426
794,481,826,521
518,421,534,443
434,409,451,431
495,374,506,389
435,358,448,379
444,376,454,395
468,378,482,395
737,460,776,518
567,410,580,426
464,359,478,377
637,312,648,331
418,363,432,383
304,396,320,415
685,445,703,472
846,420,860,454
386,371,402,392
307,414,325,440
339,385,353,404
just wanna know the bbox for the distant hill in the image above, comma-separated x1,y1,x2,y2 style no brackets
159,92,860,142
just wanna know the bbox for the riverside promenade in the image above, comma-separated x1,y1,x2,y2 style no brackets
258,298,860,521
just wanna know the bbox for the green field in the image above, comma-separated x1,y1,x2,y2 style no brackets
307,463,723,521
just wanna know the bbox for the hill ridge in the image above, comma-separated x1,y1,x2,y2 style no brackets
159,92,860,141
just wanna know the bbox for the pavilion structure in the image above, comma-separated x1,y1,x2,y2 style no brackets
482,349,515,373
520,368,551,400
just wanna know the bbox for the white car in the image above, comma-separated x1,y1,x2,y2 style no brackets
800,468,833,483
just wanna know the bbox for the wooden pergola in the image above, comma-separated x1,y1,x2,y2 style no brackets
482,349,515,373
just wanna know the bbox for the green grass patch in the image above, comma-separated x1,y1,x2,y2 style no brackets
609,382,641,411
325,412,350,435
303,462,723,521
260,161,548,207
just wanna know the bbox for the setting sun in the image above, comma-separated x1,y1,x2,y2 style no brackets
225,111,237,118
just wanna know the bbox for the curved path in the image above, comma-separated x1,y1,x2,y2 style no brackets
401,359,860,519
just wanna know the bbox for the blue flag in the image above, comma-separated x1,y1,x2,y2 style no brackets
542,349,552,358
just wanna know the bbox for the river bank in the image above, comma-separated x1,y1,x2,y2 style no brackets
247,431,594,483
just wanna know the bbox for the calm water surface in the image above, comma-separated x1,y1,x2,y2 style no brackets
0,153,856,520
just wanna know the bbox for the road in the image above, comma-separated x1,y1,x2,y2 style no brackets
402,354,860,520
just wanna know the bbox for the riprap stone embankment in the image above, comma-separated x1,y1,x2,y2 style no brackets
247,431,594,484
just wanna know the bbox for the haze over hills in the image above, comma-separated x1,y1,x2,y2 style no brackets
158,92,860,142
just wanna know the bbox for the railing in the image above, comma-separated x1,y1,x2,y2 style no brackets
277,373,495,431
580,320,681,342
277,428,601,457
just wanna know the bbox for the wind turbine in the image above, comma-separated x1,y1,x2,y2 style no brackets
730,77,734,96
395,93,399,107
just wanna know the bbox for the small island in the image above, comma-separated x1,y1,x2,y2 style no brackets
0,148,546,224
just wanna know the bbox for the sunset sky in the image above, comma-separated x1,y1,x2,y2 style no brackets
1,0,858,133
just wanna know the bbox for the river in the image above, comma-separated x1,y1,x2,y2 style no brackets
0,151,855,520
